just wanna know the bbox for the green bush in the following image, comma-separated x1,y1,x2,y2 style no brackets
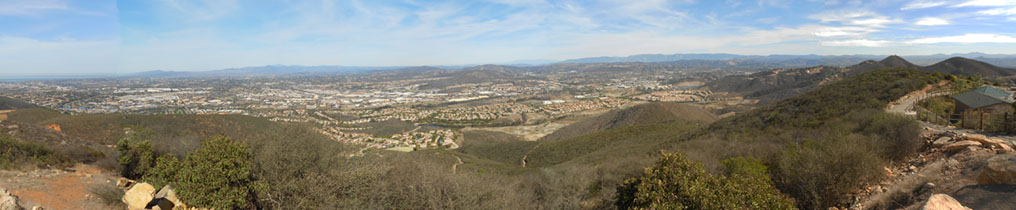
117,136,155,179
858,112,922,161
0,133,67,169
615,151,795,210
771,138,884,209
176,136,256,209
142,154,181,190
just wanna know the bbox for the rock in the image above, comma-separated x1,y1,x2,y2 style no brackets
883,167,894,177
997,143,1014,153
909,165,919,172
933,137,953,148
961,134,1007,147
0,188,21,210
977,154,1016,185
922,194,971,210
944,141,982,152
123,182,156,210
922,182,936,192
117,178,135,189
149,185,186,210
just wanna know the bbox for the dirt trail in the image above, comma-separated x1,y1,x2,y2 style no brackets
0,164,116,210
451,155,463,174
520,143,541,168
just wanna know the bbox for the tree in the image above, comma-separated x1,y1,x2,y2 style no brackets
616,151,795,210
175,136,256,209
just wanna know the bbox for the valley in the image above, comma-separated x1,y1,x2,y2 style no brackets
3,55,1016,209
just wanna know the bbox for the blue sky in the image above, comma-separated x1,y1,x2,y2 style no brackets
3,0,1016,75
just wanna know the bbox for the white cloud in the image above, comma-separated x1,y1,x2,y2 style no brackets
908,33,1016,44
978,7,1016,15
915,17,950,25
902,1,947,10
821,39,891,47
954,0,1016,7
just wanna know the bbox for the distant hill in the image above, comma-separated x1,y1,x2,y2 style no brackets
540,102,717,142
921,57,1016,77
704,56,1012,104
0,96,39,110
704,66,844,104
843,55,919,75
560,53,1016,68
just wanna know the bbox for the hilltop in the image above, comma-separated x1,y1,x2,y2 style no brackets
922,57,1016,77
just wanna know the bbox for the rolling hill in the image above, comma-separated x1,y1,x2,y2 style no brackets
704,56,1010,104
539,102,717,142
0,96,39,110
921,57,1016,77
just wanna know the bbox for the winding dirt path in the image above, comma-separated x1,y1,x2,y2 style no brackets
451,154,463,174
520,143,541,168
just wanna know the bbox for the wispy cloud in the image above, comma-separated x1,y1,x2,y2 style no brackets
915,17,950,26
901,1,947,10
0,0,69,16
978,7,1016,15
908,33,1016,44
812,26,879,37
953,0,1016,7
821,39,891,47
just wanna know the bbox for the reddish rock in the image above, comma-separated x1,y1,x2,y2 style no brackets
921,194,971,210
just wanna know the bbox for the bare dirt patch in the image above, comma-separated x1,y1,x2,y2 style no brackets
0,164,117,210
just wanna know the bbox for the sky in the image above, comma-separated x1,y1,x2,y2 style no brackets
3,0,1016,76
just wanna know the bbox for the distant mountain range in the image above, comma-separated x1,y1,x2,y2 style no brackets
104,52,1016,79
559,52,1016,68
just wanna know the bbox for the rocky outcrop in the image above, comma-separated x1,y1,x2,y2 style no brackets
0,188,22,210
961,134,1007,148
921,194,971,210
119,182,190,210
123,183,156,210
977,154,1016,185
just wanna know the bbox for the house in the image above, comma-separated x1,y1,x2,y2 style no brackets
952,86,1014,115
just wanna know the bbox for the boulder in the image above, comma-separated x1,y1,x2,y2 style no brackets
944,141,982,152
0,188,21,210
123,183,156,210
921,194,970,210
932,137,953,148
977,155,1016,185
148,185,186,210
